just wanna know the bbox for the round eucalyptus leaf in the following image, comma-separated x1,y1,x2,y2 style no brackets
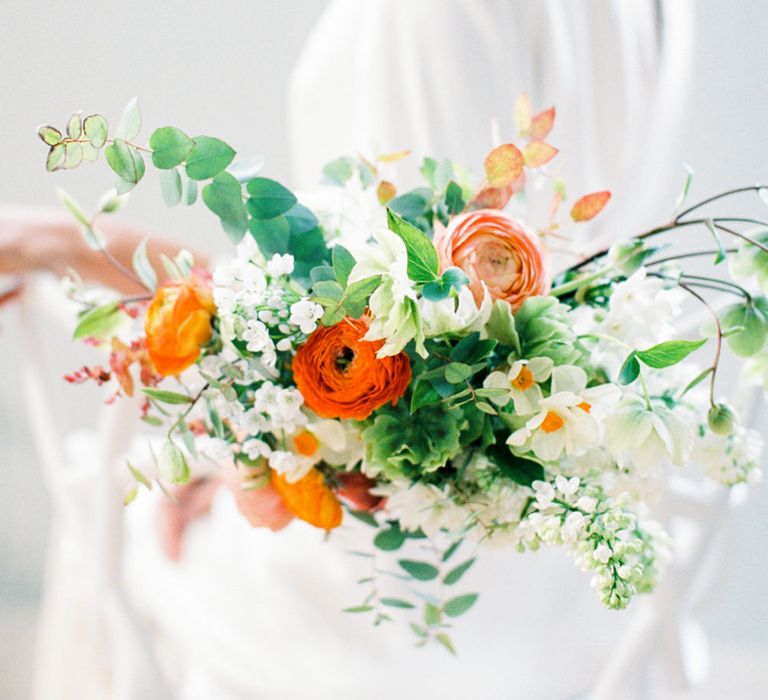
105,139,145,184
38,125,62,146
185,136,236,180
63,141,83,169
66,112,82,139
246,177,297,219
46,143,66,171
81,141,99,162
149,126,194,169
83,114,108,148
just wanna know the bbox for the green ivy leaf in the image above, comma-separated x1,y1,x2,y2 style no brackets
635,339,707,368
443,558,475,585
83,114,108,148
202,171,248,243
398,560,439,581
618,352,640,385
73,302,123,340
246,177,297,219
443,593,478,617
105,139,145,185
150,126,194,169
386,208,439,284
141,388,195,404
185,136,236,180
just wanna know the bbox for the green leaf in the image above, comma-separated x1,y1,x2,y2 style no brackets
202,171,248,243
46,143,66,171
443,558,475,585
435,633,456,655
158,440,190,484
475,401,497,415
66,112,82,139
444,362,473,384
721,300,768,357
150,126,194,169
618,352,640,385
343,605,374,614
388,188,432,220
114,97,141,140
441,540,462,562
322,156,355,185
141,387,195,404
444,593,478,617
228,156,265,182
81,142,99,162
445,180,465,215
185,136,236,180
38,125,62,146
127,461,153,490
246,177,297,219
57,188,90,228
83,114,108,148
386,208,439,284
132,237,157,291
342,276,380,318
182,176,197,205
380,597,415,609
410,380,442,412
422,266,470,301
332,245,356,286
73,302,122,340
98,189,128,214
704,218,727,265
159,168,182,207
680,366,714,398
63,142,84,169
486,443,544,486
636,339,707,369
248,215,291,256
485,300,521,353
374,525,405,551
347,509,378,527
398,560,439,581
105,139,145,185
284,203,319,235
124,484,138,506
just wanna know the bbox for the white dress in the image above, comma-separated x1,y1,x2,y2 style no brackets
32,2,695,698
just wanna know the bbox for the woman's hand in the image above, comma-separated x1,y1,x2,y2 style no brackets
221,464,294,531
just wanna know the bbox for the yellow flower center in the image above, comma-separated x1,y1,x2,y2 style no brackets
577,401,592,413
541,411,564,433
512,366,535,391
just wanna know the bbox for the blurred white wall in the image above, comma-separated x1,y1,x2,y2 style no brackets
1,0,767,697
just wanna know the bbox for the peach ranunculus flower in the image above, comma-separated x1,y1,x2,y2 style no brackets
292,316,411,420
145,276,216,376
434,209,550,309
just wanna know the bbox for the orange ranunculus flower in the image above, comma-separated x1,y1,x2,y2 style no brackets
271,467,342,530
292,317,411,420
145,277,216,376
434,209,550,309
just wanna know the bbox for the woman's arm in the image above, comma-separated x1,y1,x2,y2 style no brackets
0,205,207,294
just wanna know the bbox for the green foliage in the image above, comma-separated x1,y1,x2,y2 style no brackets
618,352,640,385
332,245,356,286
159,168,182,207
246,177,297,219
158,441,190,484
185,136,236,180
635,339,707,368
114,97,141,140
443,558,475,585
149,126,194,169
514,296,582,365
422,266,470,301
484,300,521,353
132,237,157,291
386,209,439,285
486,440,545,486
388,187,433,226
398,560,439,581
363,403,464,479
379,598,415,609
83,114,108,148
373,524,405,551
141,388,195,404
322,156,355,185
73,302,124,340
443,593,478,617
105,139,145,188
38,125,62,146
202,171,248,242
444,181,465,215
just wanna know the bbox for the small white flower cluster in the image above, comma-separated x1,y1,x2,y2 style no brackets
233,381,308,436
514,476,668,609
213,243,323,368
693,425,764,486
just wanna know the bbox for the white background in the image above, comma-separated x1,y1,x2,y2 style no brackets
1,1,767,697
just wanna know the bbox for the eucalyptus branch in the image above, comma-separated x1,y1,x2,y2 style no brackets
675,185,768,221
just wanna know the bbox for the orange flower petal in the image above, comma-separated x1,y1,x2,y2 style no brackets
271,468,342,531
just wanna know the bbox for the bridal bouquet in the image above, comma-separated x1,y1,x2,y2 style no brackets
38,97,766,652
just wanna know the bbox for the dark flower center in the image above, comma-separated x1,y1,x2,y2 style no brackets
335,346,355,372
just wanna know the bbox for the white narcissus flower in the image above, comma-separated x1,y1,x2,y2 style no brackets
306,419,364,469
604,397,693,472
374,480,469,537
268,449,314,483
289,298,324,334
484,356,553,415
507,366,620,461
349,228,426,357
419,285,492,337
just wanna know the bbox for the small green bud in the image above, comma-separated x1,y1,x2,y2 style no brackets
608,240,647,275
158,441,190,484
708,402,737,436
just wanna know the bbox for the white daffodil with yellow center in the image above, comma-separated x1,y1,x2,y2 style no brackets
507,365,620,461
484,356,553,415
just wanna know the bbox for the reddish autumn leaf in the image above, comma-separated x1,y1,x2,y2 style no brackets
513,93,532,136
571,191,612,222
271,468,342,531
377,180,396,204
523,142,559,168
484,144,524,187
468,176,522,211
529,107,556,141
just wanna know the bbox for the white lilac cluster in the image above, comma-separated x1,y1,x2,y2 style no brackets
693,424,764,486
515,477,668,608
212,241,323,368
